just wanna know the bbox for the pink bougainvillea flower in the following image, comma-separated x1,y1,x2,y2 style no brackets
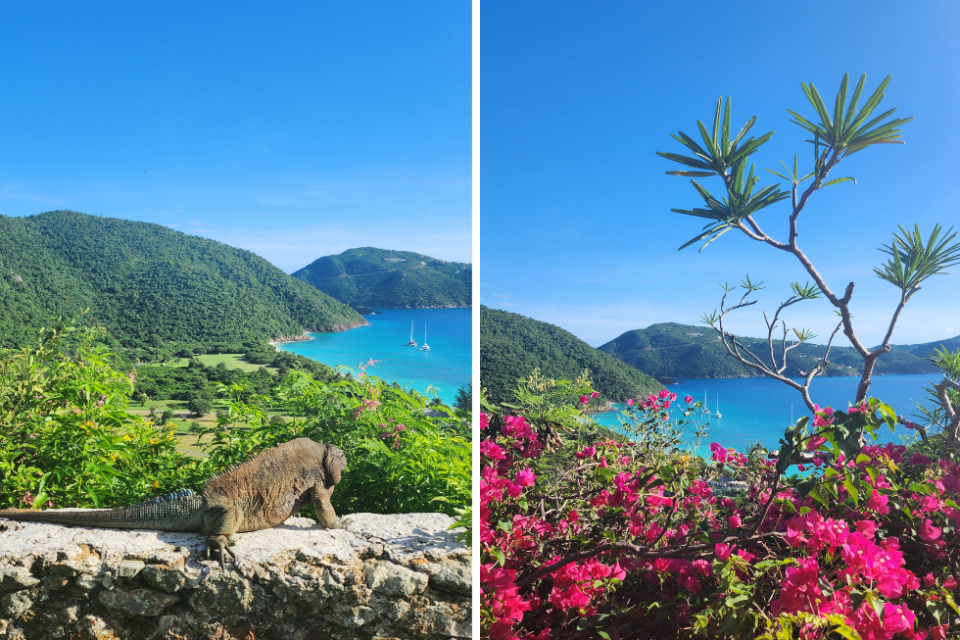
514,468,536,488
684,395,693,404
575,446,596,460
920,518,942,542
805,435,827,452
591,392,599,399
626,398,634,406
579,395,589,406
709,443,729,464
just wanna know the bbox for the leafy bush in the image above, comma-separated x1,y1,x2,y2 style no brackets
199,370,472,519
1,318,471,536
0,317,204,508
481,387,960,639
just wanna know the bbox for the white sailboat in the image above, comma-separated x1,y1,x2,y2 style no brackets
702,391,710,414
406,321,418,347
715,393,722,419
419,325,430,351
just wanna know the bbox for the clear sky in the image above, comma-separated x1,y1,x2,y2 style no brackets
0,2,470,272
481,1,960,347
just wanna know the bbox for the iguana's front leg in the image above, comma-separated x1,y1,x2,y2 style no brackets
311,486,342,529
201,504,242,570
206,535,236,570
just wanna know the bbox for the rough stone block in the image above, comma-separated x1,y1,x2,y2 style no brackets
0,513,471,639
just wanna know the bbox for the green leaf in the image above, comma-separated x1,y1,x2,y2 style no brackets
821,177,856,188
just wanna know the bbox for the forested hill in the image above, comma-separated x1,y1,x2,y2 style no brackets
292,247,471,309
480,306,662,404
598,322,952,380
0,211,366,348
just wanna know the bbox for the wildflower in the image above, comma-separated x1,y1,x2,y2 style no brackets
684,395,693,404
590,392,599,399
579,395,589,406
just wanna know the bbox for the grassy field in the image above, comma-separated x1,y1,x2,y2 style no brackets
144,353,277,373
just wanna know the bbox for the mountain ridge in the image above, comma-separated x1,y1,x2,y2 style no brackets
292,247,471,310
0,210,367,348
598,322,956,380
480,306,662,404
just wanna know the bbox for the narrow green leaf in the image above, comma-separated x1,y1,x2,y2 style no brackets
821,177,857,188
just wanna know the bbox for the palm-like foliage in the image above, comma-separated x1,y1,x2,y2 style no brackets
788,74,913,161
673,161,790,251
656,96,773,178
874,224,960,292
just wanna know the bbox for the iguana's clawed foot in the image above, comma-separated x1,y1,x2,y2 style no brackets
205,535,236,570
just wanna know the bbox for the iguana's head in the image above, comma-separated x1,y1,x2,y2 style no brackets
323,444,348,487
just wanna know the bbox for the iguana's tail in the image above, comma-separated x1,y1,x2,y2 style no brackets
0,492,206,532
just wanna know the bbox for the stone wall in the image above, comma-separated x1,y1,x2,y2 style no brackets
0,513,471,640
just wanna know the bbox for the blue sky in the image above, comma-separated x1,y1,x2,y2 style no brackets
481,1,960,347
0,2,470,271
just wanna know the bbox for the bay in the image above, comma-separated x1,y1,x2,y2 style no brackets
277,308,471,405
593,373,942,455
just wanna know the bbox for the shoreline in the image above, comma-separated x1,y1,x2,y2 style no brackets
268,316,371,351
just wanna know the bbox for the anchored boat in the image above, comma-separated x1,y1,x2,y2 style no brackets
419,325,430,351
406,321,418,347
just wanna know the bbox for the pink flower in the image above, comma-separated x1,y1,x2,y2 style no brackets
579,395,589,406
590,392,599,399
575,446,596,460
919,519,942,542
684,395,693,404
626,398,634,406
480,440,506,461
805,435,827,452
514,468,536,488
658,389,670,399
812,404,835,428
727,514,742,529
709,443,729,464
714,543,732,561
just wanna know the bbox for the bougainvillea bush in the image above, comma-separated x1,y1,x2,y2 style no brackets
481,389,960,639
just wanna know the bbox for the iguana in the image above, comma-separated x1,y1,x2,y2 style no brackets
0,438,347,568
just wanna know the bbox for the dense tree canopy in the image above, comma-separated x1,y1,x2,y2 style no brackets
0,211,366,348
293,247,471,309
599,322,955,380
480,306,661,404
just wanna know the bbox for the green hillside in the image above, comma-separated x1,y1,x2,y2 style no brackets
598,322,949,380
0,211,366,348
292,247,471,309
480,306,662,404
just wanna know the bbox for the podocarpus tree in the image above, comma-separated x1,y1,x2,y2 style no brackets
658,74,960,425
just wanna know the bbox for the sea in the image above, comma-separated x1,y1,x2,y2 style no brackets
277,308,471,406
593,373,943,456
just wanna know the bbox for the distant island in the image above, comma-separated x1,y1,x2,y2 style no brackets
292,247,471,310
599,322,958,380
479,309,960,402
480,306,662,405
0,210,367,350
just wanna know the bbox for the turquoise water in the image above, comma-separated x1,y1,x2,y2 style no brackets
278,308,471,405
593,374,942,455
